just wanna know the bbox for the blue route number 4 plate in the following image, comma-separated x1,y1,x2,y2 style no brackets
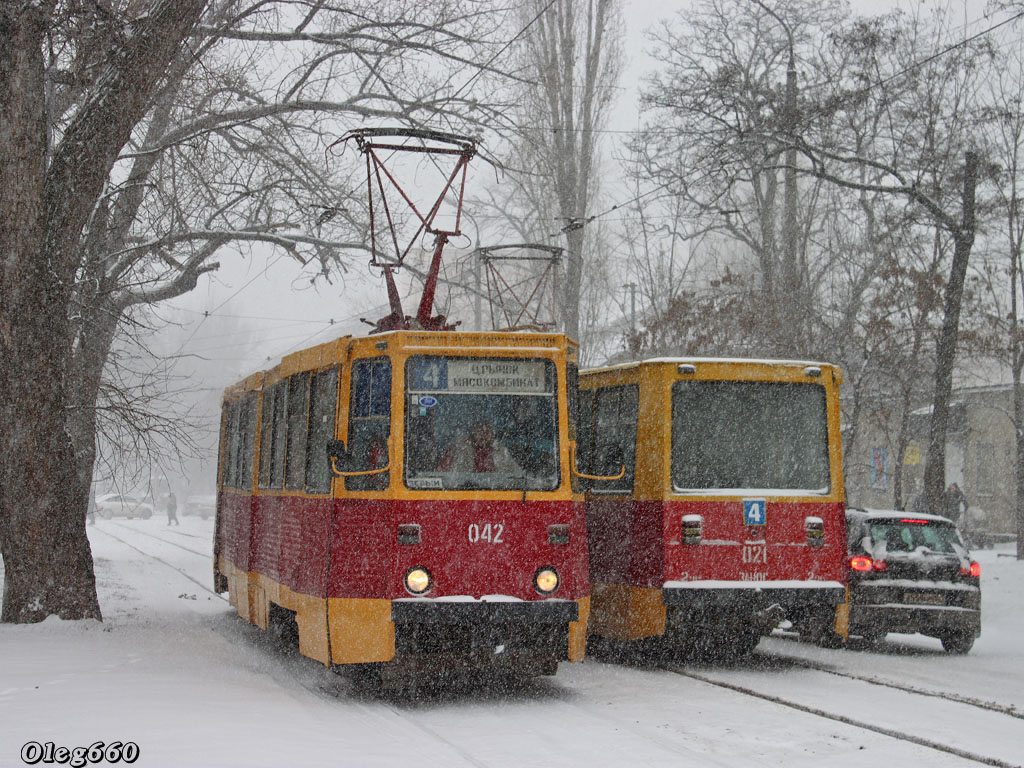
743,499,767,526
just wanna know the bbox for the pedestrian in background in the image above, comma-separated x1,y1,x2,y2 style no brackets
944,482,968,526
166,491,179,526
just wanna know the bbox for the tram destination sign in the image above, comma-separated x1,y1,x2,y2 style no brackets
410,358,549,394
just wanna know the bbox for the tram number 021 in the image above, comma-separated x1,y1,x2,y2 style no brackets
741,542,767,564
468,523,504,544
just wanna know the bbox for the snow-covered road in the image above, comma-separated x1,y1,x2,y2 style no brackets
1,518,1021,767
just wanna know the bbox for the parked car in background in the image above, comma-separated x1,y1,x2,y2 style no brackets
94,493,154,520
184,494,217,519
844,508,981,653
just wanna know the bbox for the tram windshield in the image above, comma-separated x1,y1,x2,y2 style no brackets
671,380,830,493
404,356,559,491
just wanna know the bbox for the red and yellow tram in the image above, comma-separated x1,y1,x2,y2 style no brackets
577,358,847,657
214,330,589,683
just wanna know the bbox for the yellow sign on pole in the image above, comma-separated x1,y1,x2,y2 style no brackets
904,445,921,465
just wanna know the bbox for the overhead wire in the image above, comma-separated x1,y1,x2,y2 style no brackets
540,5,1024,240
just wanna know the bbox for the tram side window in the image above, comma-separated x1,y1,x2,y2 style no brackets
576,388,595,482
590,385,638,492
305,367,339,494
258,389,274,487
222,402,239,489
567,363,579,439
346,358,391,491
237,393,256,491
258,381,287,490
222,394,256,490
285,372,310,491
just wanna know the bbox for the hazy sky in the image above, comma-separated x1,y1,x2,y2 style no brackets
163,0,995,384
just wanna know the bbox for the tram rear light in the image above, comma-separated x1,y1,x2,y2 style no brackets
677,363,697,375
849,556,873,572
961,562,981,578
872,559,887,571
404,567,432,595
397,524,421,545
805,516,824,547
682,514,703,545
803,366,822,378
534,567,560,595
548,524,570,545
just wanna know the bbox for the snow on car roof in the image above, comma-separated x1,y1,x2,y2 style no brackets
847,507,955,524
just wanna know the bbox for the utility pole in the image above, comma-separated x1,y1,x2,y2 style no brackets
754,0,800,354
782,39,800,353
474,254,483,331
625,282,638,332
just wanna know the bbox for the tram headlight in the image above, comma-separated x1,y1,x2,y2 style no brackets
534,567,560,595
404,566,432,595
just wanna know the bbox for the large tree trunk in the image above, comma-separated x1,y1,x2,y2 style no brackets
0,4,100,622
0,0,208,623
923,152,978,516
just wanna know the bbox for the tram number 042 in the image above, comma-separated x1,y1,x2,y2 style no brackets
741,543,767,564
468,523,504,544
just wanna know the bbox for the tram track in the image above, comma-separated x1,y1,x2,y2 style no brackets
96,521,495,768
105,520,212,560
89,522,1020,765
92,524,225,602
772,651,1024,721
662,661,1023,768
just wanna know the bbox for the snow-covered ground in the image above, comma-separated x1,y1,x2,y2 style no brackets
1,519,1022,767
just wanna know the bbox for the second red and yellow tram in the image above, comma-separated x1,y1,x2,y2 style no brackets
577,357,848,657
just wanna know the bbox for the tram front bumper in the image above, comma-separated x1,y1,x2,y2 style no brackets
386,600,577,677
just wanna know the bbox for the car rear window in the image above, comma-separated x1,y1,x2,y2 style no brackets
869,519,963,554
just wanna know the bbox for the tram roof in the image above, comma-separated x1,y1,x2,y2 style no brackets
223,329,579,398
581,356,841,379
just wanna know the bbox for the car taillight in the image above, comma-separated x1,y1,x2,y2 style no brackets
961,562,981,578
849,555,872,572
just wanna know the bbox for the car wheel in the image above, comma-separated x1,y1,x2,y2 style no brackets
940,630,975,654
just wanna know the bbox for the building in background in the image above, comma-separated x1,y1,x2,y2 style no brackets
846,383,1016,536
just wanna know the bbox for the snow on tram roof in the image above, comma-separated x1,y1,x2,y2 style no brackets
583,356,838,373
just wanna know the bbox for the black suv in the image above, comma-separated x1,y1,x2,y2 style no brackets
844,508,981,654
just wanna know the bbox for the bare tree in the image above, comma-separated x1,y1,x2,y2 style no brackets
0,0,515,623
1,0,210,623
798,3,994,516
635,1,997,515
503,0,623,341
634,0,848,356
979,37,1024,557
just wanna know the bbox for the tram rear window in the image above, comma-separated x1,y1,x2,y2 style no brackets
404,357,559,491
671,381,829,492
